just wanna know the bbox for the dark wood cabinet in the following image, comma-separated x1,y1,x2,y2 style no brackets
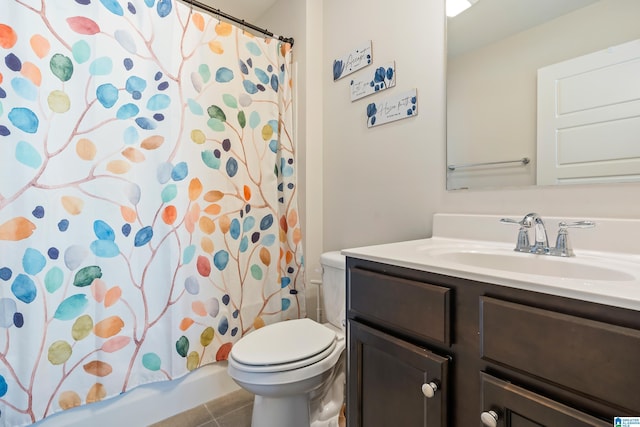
480,373,609,427
480,296,640,413
346,256,640,426
348,320,448,427
347,266,451,426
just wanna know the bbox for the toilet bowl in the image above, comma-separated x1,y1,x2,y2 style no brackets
228,319,345,427
227,251,346,427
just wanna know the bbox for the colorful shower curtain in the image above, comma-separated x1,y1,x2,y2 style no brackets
0,1,304,425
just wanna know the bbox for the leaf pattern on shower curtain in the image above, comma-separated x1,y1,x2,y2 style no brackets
0,1,304,425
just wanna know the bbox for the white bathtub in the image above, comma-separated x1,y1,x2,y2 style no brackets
33,362,239,427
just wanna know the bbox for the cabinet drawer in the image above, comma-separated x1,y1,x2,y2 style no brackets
481,373,609,426
349,267,451,346
481,296,640,413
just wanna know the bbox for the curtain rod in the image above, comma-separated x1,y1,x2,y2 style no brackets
184,0,294,46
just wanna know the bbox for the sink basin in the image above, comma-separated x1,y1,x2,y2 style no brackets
425,248,636,282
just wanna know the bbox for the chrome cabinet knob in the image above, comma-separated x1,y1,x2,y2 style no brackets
421,382,438,398
480,410,499,427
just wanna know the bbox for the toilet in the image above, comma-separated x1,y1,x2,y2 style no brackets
227,251,346,427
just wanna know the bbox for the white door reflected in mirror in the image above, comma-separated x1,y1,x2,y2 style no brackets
537,39,640,185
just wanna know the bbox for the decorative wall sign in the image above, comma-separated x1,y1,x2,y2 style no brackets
366,89,418,128
350,61,396,101
333,40,372,81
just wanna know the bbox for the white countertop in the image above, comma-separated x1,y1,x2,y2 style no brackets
342,213,640,311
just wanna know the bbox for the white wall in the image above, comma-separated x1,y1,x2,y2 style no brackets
322,0,640,254
322,0,445,251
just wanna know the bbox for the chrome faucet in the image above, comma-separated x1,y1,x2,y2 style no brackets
500,213,595,257
501,212,549,254
522,213,549,254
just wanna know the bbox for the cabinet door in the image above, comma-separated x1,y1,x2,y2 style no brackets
347,320,448,427
480,373,610,427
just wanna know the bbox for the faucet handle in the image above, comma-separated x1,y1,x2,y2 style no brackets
500,217,530,252
559,220,596,229
500,217,526,226
553,220,595,257
500,213,541,228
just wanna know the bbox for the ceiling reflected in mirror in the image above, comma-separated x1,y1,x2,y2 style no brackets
446,0,479,18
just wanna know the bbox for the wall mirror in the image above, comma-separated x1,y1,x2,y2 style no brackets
446,0,640,190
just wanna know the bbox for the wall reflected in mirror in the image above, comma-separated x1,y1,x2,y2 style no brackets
446,0,640,190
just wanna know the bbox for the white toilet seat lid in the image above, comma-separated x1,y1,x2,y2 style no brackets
230,318,336,367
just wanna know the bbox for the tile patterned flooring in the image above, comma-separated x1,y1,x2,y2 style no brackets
149,389,254,427
149,388,347,427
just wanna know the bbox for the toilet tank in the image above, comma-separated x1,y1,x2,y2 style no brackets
320,251,346,330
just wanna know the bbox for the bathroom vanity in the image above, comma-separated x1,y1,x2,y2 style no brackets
344,214,640,426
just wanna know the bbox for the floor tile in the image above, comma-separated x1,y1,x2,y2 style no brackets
149,403,211,427
205,388,254,419
215,403,253,427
